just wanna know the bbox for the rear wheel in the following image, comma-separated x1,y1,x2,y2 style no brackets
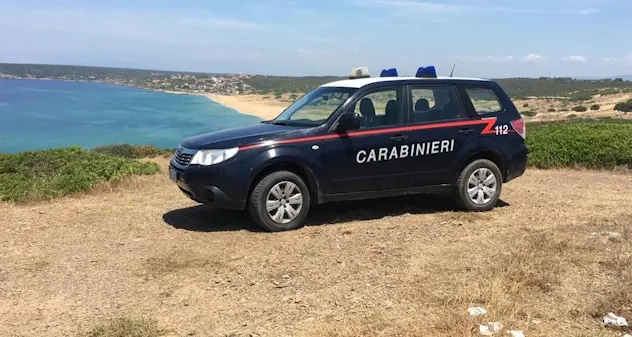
248,171,311,232
454,159,502,211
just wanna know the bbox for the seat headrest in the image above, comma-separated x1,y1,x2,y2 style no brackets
415,99,430,111
359,98,375,117
385,100,399,115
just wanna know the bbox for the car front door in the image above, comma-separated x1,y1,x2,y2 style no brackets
406,84,478,186
323,85,413,195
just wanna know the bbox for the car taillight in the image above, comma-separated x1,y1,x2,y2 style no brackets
511,118,526,139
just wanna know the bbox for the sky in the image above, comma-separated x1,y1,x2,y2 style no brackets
1,0,631,78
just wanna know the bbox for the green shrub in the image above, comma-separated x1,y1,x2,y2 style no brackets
0,146,160,202
523,103,529,108
93,144,173,159
572,105,588,112
590,104,601,111
527,122,632,169
615,99,632,113
521,110,537,117
569,91,593,102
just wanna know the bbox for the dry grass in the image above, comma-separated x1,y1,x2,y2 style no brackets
83,317,166,337
1,168,632,336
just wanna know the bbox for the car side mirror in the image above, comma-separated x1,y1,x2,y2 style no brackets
337,112,361,132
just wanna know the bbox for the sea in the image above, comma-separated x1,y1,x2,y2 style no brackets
0,79,262,153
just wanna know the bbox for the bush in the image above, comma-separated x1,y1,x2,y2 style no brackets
590,104,601,111
527,122,632,169
548,108,556,112
521,110,537,117
572,105,588,112
523,103,529,108
559,109,570,112
615,99,632,113
93,144,173,159
0,146,160,202
569,91,593,102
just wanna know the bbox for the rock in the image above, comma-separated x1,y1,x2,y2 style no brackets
603,312,628,327
479,322,503,336
531,319,541,325
281,274,291,279
592,231,623,241
623,334,632,337
468,306,488,317
507,330,525,337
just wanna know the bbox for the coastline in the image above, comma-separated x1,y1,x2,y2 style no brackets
0,77,289,121
202,93,288,120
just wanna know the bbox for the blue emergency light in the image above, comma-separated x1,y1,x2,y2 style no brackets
380,68,398,77
415,66,437,78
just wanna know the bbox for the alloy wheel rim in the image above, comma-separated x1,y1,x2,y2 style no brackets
467,168,497,205
266,181,303,224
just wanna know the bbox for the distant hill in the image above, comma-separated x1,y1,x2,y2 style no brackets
3,62,632,99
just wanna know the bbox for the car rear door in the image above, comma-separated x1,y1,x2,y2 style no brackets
405,84,478,186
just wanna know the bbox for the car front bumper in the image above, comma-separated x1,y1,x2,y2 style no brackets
169,160,248,210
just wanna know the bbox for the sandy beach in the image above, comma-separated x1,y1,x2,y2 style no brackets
204,94,290,120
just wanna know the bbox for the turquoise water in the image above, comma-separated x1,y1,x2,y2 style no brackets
0,79,262,153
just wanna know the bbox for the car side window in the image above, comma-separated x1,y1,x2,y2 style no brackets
410,86,467,124
463,88,504,115
350,87,403,129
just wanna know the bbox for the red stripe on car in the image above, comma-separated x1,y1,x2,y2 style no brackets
238,117,498,151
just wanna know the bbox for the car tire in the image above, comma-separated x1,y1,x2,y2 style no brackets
248,170,311,232
454,159,503,211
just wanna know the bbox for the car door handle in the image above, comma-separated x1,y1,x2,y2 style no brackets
390,134,408,142
459,128,474,135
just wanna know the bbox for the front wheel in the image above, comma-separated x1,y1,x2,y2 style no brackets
248,171,311,232
454,159,502,211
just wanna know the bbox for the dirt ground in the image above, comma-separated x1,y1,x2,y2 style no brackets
1,163,632,337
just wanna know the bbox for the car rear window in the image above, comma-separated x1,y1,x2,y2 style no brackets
464,88,503,115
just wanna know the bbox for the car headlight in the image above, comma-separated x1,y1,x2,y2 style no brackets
190,148,239,166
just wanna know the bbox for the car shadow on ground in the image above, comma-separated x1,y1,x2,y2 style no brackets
162,195,510,233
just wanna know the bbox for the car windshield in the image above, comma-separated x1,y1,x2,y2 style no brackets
271,87,357,126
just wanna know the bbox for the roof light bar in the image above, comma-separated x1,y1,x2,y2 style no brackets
415,66,437,78
380,68,398,77
349,67,370,79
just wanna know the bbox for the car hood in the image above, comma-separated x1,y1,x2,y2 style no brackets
180,122,308,149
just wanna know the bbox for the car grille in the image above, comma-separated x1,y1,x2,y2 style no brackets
174,146,196,166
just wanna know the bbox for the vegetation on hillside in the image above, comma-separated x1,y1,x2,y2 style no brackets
0,146,160,202
615,99,632,113
527,120,632,169
3,63,632,99
93,144,174,159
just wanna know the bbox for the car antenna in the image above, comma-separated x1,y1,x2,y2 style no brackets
450,64,456,77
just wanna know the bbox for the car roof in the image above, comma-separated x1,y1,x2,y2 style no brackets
320,76,491,89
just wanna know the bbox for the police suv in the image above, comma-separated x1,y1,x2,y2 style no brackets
169,66,528,232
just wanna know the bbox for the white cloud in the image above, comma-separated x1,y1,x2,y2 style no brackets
356,0,600,16
180,17,264,30
563,55,587,62
366,0,464,13
525,53,545,63
446,55,514,62
599,55,632,67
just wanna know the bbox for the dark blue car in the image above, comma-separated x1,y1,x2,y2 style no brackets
169,67,528,231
